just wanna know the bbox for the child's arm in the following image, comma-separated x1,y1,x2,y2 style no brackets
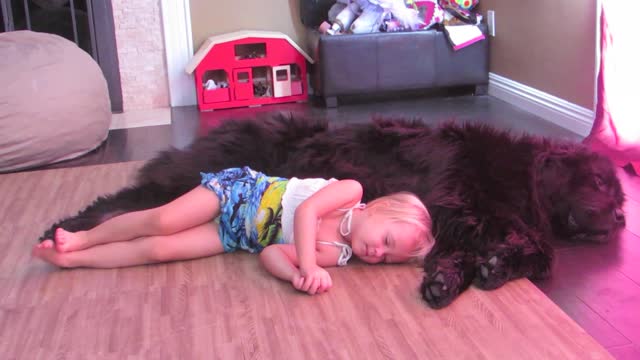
259,243,342,294
293,180,363,285
259,245,300,284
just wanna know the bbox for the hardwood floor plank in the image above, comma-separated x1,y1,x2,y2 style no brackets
615,230,640,285
607,343,640,360
617,167,640,202
536,230,640,353
622,197,640,238
575,270,640,346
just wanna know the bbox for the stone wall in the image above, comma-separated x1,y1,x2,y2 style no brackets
111,0,169,110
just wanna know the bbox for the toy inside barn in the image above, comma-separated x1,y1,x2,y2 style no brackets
185,30,313,111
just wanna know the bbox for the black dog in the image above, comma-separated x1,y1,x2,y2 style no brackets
40,115,626,308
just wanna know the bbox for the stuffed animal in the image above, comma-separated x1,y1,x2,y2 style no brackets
439,0,478,11
408,0,444,30
439,0,480,25
322,0,423,35
327,0,351,23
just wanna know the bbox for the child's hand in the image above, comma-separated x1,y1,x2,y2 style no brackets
292,265,333,295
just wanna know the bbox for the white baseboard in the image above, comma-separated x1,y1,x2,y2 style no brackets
488,73,594,137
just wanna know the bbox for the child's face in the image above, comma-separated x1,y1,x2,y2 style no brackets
349,213,421,264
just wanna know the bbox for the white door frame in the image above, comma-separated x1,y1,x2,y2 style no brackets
160,0,197,107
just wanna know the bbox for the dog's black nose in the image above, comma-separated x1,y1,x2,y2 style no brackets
614,208,625,224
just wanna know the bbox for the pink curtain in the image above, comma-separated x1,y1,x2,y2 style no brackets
583,1,640,175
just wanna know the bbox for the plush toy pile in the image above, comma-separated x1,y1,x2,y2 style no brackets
319,0,480,35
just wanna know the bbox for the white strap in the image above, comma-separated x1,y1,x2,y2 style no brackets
317,241,353,266
339,202,366,236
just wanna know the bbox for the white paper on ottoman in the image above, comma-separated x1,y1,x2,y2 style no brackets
0,30,111,172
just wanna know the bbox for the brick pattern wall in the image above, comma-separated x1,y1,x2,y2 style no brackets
111,0,170,111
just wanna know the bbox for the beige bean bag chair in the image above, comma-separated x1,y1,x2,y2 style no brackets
0,31,111,172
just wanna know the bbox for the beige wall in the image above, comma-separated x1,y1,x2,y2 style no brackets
190,0,307,53
479,0,597,109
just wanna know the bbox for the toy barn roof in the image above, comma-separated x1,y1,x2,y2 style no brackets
185,30,314,74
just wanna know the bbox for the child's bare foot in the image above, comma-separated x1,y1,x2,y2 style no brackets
32,240,72,268
55,228,89,252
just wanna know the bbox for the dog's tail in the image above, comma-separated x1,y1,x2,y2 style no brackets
38,182,181,243
39,114,328,242
136,114,329,189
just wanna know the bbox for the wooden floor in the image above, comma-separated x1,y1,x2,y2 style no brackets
535,167,640,360
4,93,639,358
0,161,613,359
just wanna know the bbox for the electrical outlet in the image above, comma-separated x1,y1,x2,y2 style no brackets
487,10,496,37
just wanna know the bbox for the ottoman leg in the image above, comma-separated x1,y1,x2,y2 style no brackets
324,96,338,108
474,84,488,96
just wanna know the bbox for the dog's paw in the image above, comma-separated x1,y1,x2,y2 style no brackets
474,254,510,290
421,271,461,309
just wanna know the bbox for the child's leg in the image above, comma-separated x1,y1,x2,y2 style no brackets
33,222,224,268
56,186,220,252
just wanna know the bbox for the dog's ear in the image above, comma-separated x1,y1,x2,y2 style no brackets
539,153,573,190
540,147,616,194
535,152,576,236
536,149,588,214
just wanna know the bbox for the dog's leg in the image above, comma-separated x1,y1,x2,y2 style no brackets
473,231,553,290
421,251,476,309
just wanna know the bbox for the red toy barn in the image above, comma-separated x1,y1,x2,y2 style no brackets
185,30,314,111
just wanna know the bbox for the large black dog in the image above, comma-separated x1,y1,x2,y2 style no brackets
40,115,626,308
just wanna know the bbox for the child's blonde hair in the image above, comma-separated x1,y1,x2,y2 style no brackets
366,192,435,261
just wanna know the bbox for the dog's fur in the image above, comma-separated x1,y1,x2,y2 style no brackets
40,115,626,308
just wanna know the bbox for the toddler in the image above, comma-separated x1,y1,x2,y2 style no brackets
33,167,435,295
